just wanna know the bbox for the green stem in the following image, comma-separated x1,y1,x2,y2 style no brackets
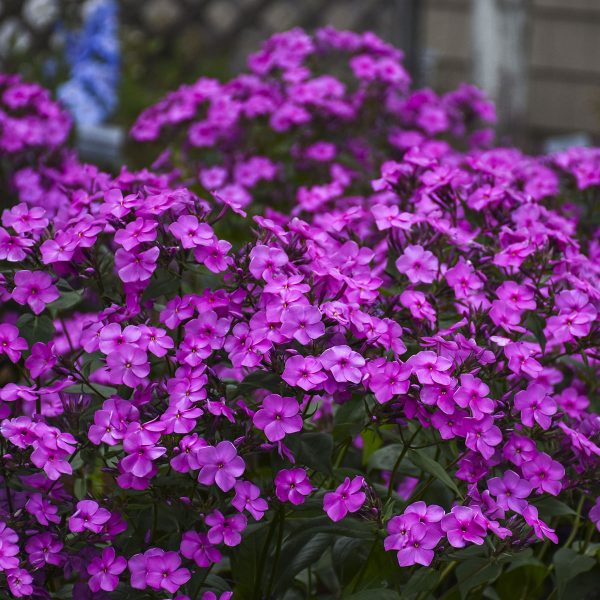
564,494,585,549
266,508,285,599
254,512,279,600
387,426,421,498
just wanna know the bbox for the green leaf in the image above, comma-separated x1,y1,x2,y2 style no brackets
367,444,403,472
362,428,384,465
408,449,462,497
230,521,271,597
17,313,55,345
48,289,84,314
63,383,118,398
286,432,333,474
232,370,282,397
345,590,401,600
456,557,501,599
273,532,333,594
142,268,181,301
402,568,439,597
553,547,595,599
333,397,369,441
531,497,576,518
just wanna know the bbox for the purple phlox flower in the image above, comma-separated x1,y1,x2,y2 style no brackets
0,523,20,570
408,351,453,386
454,374,495,419
589,498,600,532
441,505,487,548
253,393,302,442
194,238,233,272
68,500,111,533
496,280,536,311
487,470,532,514
514,383,557,430
87,547,127,592
319,345,365,384
115,217,158,250
106,345,150,388
25,341,57,378
12,270,59,314
556,387,589,419
98,323,142,355
459,415,502,460
280,304,325,344
161,398,204,434
504,341,542,379
395,244,438,283
138,324,175,357
232,480,269,520
394,522,442,567
205,510,248,547
249,244,289,279
521,452,565,496
323,476,366,522
169,214,214,249
364,358,411,403
558,422,600,457
180,530,221,567
502,433,537,467
24,532,63,568
6,568,33,598
0,324,28,363
196,440,245,491
25,492,60,525
0,227,35,261
522,505,558,543
274,468,313,505
399,290,436,324
2,203,48,234
282,355,327,390
114,246,159,283
144,550,191,593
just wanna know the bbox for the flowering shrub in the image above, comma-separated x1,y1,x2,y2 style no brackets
1,27,600,600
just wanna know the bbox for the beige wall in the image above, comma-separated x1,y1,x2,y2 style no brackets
423,0,600,140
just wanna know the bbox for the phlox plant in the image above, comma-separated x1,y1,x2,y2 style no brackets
0,26,599,600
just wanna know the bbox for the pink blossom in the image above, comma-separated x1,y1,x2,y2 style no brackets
319,345,365,384
87,547,127,592
196,441,245,491
323,476,366,522
274,468,313,505
395,244,438,284
12,270,59,314
253,393,302,442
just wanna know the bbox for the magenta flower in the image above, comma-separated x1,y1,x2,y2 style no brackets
319,345,365,384
365,358,411,403
145,550,191,593
7,568,33,598
323,476,366,522
454,374,494,419
11,270,59,314
487,470,532,514
0,324,28,363
106,345,150,388
87,547,127,592
408,351,453,386
205,510,248,546
169,214,214,249
0,227,34,261
395,244,438,284
395,522,442,567
196,441,245,491
282,355,327,390
275,468,313,505
514,383,557,430
232,480,268,520
24,493,60,525
114,217,158,250
68,500,111,534
249,244,288,279
253,393,302,442
280,304,325,344
194,239,232,272
98,323,142,355
441,506,487,548
589,498,600,533
521,452,565,496
459,416,502,460
0,523,20,570
180,531,221,567
24,532,63,568
115,246,159,283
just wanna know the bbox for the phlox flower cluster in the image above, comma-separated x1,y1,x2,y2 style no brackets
0,26,598,599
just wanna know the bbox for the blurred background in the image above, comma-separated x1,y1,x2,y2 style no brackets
1,0,599,157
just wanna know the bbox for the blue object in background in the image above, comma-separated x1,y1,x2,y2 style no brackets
57,0,120,126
